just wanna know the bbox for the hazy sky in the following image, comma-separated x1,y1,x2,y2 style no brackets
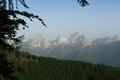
19,0,120,40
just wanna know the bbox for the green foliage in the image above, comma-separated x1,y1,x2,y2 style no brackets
1,49,120,80
13,51,120,80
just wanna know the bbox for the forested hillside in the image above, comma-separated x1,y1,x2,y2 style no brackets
1,50,120,80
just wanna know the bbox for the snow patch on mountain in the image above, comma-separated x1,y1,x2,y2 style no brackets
22,33,51,50
22,33,120,50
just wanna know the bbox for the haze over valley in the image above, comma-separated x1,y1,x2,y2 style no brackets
21,32,120,67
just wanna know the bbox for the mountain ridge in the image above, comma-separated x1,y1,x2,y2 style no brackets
21,32,120,67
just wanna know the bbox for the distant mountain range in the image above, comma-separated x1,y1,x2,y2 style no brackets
21,32,120,67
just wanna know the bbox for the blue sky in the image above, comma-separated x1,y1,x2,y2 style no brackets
19,0,120,40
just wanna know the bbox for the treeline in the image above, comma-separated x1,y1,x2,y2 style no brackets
15,51,120,80
1,50,120,80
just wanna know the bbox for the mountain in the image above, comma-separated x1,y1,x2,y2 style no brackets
21,33,51,56
21,33,120,67
92,35,120,45
55,34,70,45
69,32,91,46
23,33,51,49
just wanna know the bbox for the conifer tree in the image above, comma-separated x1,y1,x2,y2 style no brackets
0,0,46,49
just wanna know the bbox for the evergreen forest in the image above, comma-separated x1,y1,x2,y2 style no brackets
0,49,120,80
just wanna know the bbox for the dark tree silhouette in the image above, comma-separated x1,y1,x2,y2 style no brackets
0,0,47,49
0,53,16,80
0,1,47,79
78,0,89,7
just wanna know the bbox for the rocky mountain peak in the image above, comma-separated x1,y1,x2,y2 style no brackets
56,34,69,45
29,33,51,49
